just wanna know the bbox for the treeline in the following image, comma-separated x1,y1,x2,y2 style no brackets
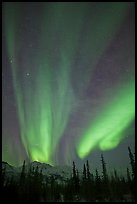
2,147,135,202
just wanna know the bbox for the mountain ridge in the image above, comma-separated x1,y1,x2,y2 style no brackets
2,160,74,183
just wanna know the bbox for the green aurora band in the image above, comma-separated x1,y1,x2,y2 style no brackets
3,3,134,165
76,80,135,158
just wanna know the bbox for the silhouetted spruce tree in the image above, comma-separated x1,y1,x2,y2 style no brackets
128,146,135,179
101,154,108,182
95,168,102,200
76,169,80,194
86,160,91,181
72,161,77,194
83,163,87,181
72,161,77,180
128,147,135,199
86,160,94,201
82,163,87,200
101,154,109,199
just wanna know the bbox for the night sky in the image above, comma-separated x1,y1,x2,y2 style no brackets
2,2,135,173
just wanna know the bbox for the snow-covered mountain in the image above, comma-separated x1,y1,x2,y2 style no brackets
2,161,73,183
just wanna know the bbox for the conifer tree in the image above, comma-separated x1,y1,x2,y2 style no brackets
76,169,80,196
101,154,108,182
127,167,131,182
95,168,101,200
83,163,87,181
128,146,135,179
86,160,91,181
101,154,109,199
72,161,76,179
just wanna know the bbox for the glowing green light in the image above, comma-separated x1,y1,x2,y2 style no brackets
77,81,135,159
3,2,133,166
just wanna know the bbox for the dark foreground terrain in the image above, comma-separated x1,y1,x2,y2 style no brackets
2,147,135,202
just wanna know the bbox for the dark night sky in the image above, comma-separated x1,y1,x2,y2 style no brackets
2,2,135,174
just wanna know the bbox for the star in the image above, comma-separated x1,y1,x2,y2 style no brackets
26,72,30,76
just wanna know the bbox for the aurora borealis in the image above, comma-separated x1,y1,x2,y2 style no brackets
77,80,135,158
2,2,135,168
